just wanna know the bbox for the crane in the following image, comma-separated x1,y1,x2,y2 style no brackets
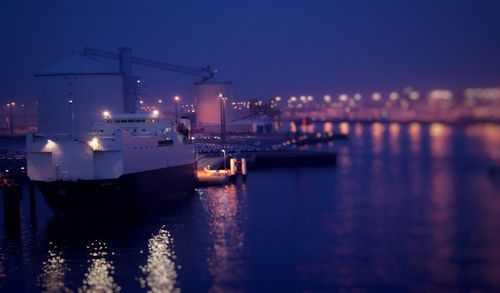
74,47,216,82
73,47,217,113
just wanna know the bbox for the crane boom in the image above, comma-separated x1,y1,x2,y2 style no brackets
74,46,216,82
131,56,215,81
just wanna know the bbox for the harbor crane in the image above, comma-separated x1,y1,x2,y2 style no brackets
74,46,216,81
73,46,217,112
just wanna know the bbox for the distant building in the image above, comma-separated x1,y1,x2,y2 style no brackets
194,81,234,133
227,114,273,133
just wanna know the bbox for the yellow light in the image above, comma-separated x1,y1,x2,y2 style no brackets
44,139,56,151
102,110,110,118
174,96,180,101
153,110,159,116
89,138,99,151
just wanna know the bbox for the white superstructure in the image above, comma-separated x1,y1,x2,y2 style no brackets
27,112,194,182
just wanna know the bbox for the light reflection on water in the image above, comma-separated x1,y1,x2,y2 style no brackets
295,122,500,291
427,165,457,288
429,123,453,158
408,122,422,153
371,122,384,155
199,184,246,291
79,242,120,293
323,122,333,134
339,122,349,135
353,122,363,139
465,124,500,161
38,243,71,293
139,226,179,293
389,122,401,155
1,122,500,291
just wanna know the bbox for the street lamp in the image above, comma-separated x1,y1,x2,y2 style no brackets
219,93,228,148
222,149,227,170
174,96,180,124
7,102,15,135
21,104,25,130
69,99,74,136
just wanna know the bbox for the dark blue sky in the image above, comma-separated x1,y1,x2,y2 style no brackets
1,0,500,106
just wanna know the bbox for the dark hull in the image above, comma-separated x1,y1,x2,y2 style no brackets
36,163,196,217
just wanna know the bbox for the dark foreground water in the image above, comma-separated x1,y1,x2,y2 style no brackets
1,122,499,292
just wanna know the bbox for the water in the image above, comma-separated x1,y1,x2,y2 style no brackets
1,123,499,292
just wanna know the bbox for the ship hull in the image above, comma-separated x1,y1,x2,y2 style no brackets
36,163,196,217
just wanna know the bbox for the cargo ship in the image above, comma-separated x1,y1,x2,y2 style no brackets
27,111,196,217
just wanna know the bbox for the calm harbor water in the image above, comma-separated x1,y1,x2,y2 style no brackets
1,122,499,292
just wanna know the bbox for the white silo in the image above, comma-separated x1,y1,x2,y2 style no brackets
195,81,234,132
36,54,126,134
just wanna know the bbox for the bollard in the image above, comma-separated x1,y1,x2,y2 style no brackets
230,158,236,176
229,158,237,182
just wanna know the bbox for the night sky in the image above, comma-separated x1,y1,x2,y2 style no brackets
1,0,500,107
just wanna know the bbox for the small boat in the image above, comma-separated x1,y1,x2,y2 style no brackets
196,168,229,185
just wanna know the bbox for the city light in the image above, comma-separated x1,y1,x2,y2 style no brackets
409,91,420,100
389,92,399,101
429,89,453,100
372,92,382,101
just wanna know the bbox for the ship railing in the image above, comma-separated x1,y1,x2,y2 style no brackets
29,132,117,141
29,133,73,142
